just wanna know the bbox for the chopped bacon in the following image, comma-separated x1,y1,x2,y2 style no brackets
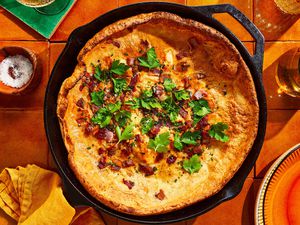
135,134,142,143
111,164,121,171
107,146,116,156
112,41,120,48
79,84,85,91
176,62,190,72
76,98,84,108
155,189,165,200
193,146,202,154
76,118,86,126
139,164,155,176
122,159,135,168
195,116,208,130
91,104,100,113
84,123,94,135
169,141,175,150
95,128,114,142
188,37,200,49
123,179,134,189
179,107,188,119
129,73,139,90
184,148,194,158
182,77,191,88
194,90,203,100
166,155,177,164
121,149,131,158
150,123,162,136
87,80,97,92
179,121,192,132
176,51,189,60
98,148,105,155
127,57,135,66
151,68,161,75
155,153,164,163
98,156,107,169
159,74,170,83
153,85,164,97
201,130,211,145
140,39,149,48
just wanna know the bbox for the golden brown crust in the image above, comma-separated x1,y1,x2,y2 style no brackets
57,12,259,215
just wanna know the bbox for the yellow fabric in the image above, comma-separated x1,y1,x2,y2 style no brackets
0,165,105,225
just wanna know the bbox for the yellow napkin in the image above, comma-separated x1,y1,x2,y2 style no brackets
0,165,105,225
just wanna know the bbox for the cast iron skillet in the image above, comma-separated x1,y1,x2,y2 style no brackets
44,2,267,224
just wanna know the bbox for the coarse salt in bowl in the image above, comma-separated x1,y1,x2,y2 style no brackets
0,55,33,88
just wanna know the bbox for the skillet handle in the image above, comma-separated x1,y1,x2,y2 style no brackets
191,4,264,74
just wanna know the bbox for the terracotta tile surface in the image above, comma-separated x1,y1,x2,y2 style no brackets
101,212,118,225
187,0,253,41
50,43,66,71
0,8,44,41
119,0,185,6
187,178,255,225
50,0,118,41
0,110,48,171
263,42,300,110
254,0,300,41
256,110,300,178
0,41,49,109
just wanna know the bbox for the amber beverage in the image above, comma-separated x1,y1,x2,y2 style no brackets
276,48,300,97
274,0,300,14
16,0,55,7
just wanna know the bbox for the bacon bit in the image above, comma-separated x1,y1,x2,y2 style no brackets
107,146,116,156
123,179,134,189
122,159,135,168
151,68,161,75
155,189,165,200
193,146,202,154
121,149,131,158
127,57,135,66
91,104,100,113
155,153,164,163
135,134,142,143
150,123,162,136
95,128,114,142
159,74,170,83
176,51,189,60
194,90,203,100
195,72,206,79
139,164,155,176
188,37,200,49
129,73,139,90
84,71,91,78
182,77,191,88
98,148,105,155
199,116,209,128
98,156,107,169
79,84,85,91
112,41,120,48
76,98,84,108
84,123,93,135
169,141,175,150
110,164,121,171
88,80,97,92
184,148,194,158
76,118,86,126
153,85,164,97
140,39,149,48
176,62,190,72
166,155,177,164
179,107,188,119
201,130,211,144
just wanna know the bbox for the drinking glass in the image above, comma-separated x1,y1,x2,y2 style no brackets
16,0,70,15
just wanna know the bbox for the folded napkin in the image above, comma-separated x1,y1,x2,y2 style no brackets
0,164,105,225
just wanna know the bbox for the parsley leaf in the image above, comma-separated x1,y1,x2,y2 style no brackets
93,65,110,81
110,60,130,75
91,101,121,128
125,98,140,109
140,89,162,110
148,132,170,153
140,117,154,134
138,47,161,69
162,97,179,123
183,154,202,174
174,90,190,100
189,99,211,125
208,122,229,142
174,132,183,150
115,110,131,127
111,78,128,96
116,123,134,143
163,78,176,92
90,90,105,106
107,101,121,113
181,131,201,145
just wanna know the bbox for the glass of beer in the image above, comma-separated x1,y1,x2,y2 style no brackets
274,0,300,14
16,0,70,15
276,47,300,97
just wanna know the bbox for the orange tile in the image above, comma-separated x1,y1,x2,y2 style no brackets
243,42,254,55
50,43,66,71
256,110,300,178
187,178,255,225
187,0,253,41
101,213,117,225
0,41,49,109
254,0,300,41
119,0,185,6
50,0,118,41
0,7,44,41
263,42,300,110
0,209,16,225
0,110,48,171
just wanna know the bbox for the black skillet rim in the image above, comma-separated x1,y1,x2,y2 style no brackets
44,2,267,224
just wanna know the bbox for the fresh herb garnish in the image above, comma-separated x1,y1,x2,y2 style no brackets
93,64,110,81
189,99,211,125
115,110,131,127
138,47,160,69
162,97,179,123
90,90,105,106
174,90,190,100
110,60,130,75
163,78,176,92
208,122,229,142
183,154,202,174
91,101,121,127
148,132,170,153
111,78,128,96
140,89,162,110
140,117,154,134
116,123,134,143
174,132,183,150
107,101,121,113
125,98,140,109
181,131,201,145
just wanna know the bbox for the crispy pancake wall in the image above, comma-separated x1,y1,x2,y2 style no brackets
57,12,259,215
